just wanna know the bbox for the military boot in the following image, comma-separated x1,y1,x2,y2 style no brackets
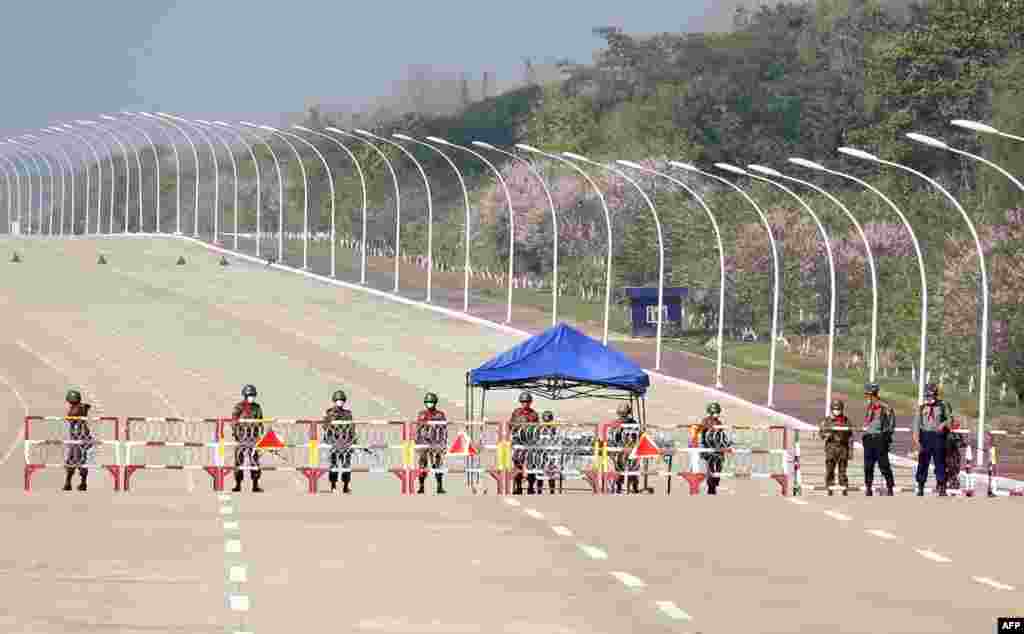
77,472,87,491
232,474,243,493
916,483,925,496
63,469,73,491
435,474,446,494
865,484,874,496
937,483,947,497
417,474,426,494
251,476,263,493
341,473,351,494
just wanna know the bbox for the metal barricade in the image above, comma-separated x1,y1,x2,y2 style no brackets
507,421,601,494
23,415,121,491
309,420,410,494
122,417,221,491
676,424,789,496
218,419,319,492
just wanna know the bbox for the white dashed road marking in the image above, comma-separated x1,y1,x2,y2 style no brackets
503,498,521,507
223,521,239,531
524,508,544,519
218,494,231,502
220,506,235,515
228,595,250,612
610,571,646,589
972,576,1015,591
225,539,242,554
915,549,951,563
229,566,248,583
655,601,692,621
824,510,851,522
866,529,897,540
788,498,809,505
551,525,573,537
578,544,609,560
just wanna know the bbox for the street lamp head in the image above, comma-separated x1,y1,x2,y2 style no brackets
669,161,698,172
425,136,448,145
515,143,540,153
906,132,948,149
951,119,999,135
258,125,278,132
292,125,311,132
195,119,211,125
239,121,258,128
616,159,645,170
353,128,372,136
471,141,495,149
100,115,116,121
120,111,135,116
76,120,95,125
325,126,344,134
391,133,413,141
562,151,591,163
748,164,783,177
714,162,748,176
837,146,879,161
213,121,231,127
788,157,826,171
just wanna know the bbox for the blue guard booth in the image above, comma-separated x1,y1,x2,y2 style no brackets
624,287,687,338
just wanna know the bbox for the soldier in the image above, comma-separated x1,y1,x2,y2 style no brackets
698,402,729,495
862,383,895,496
945,416,967,492
510,392,540,495
819,399,853,496
322,389,355,493
539,410,559,495
62,389,92,492
913,383,951,497
611,402,641,495
230,384,265,493
415,392,447,495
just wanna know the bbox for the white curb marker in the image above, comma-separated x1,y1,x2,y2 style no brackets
551,525,573,537
504,498,521,507
219,506,234,515
218,494,231,502
578,544,608,560
866,529,897,540
524,508,544,520
611,571,646,589
972,576,1015,591
228,595,250,612
824,510,851,522
225,540,242,554
223,521,240,531
915,549,951,563
655,601,692,621
229,566,248,583
788,498,809,506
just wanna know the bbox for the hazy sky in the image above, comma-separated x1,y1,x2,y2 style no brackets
1,1,736,139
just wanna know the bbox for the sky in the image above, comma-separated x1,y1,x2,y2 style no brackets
0,1,745,139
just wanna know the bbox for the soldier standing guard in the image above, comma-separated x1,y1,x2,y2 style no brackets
862,383,895,496
323,389,355,493
415,392,447,495
63,389,93,492
612,402,641,495
231,384,265,493
698,402,729,495
539,410,559,494
819,400,853,496
913,383,951,497
510,392,540,495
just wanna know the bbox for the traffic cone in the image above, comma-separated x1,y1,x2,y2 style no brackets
10,252,20,263
97,254,107,264
176,256,186,265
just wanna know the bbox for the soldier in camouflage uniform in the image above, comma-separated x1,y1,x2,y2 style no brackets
944,415,967,492
698,402,729,495
819,399,853,496
322,389,355,493
913,383,951,497
510,392,540,495
862,383,895,496
611,402,641,495
539,410,559,494
415,392,447,495
63,389,93,492
230,384,265,493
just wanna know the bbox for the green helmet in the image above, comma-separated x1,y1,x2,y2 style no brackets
830,399,844,413
924,383,939,400
707,402,722,416
864,383,880,397
332,390,347,403
424,392,438,406
518,391,532,404
241,384,258,398
66,389,82,404
541,411,555,422
616,402,632,418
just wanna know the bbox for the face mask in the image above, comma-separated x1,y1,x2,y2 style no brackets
335,400,344,407
831,410,841,417
246,396,255,403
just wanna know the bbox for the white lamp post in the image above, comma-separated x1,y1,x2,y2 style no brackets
7,142,43,233
195,120,238,245
951,119,1024,143
141,112,198,235
55,125,104,235
0,147,22,233
111,113,160,233
474,141,560,326
98,116,144,233
79,120,131,234
235,123,285,263
517,143,614,345
719,162,839,416
790,157,930,405
251,124,309,269
21,136,60,235
213,121,261,253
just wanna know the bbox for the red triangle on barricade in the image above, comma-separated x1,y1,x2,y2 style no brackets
630,433,660,459
256,429,285,450
448,431,476,457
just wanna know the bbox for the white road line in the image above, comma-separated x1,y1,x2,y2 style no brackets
866,529,897,540
218,494,232,502
220,506,235,515
551,525,573,537
610,571,646,589
229,566,248,583
972,576,1015,591
578,544,608,560
225,540,242,554
228,595,250,612
524,508,544,519
824,510,852,522
787,498,809,505
0,372,30,465
503,498,521,507
915,549,951,563
655,601,692,621
223,521,239,531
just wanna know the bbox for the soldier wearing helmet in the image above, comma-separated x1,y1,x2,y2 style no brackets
819,399,853,496
322,389,355,493
697,402,728,495
510,391,540,495
415,392,447,495
62,389,93,492
230,384,265,493
861,383,895,496
912,382,952,496
539,410,559,494
611,402,641,495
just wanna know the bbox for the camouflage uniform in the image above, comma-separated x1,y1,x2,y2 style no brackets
944,419,966,491
322,405,355,492
611,417,641,494
230,400,265,492
416,407,447,494
698,415,728,495
63,402,93,491
913,392,952,496
510,406,540,494
862,395,896,496
819,413,853,495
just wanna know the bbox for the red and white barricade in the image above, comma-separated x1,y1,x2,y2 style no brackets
218,419,320,493
505,420,602,494
122,417,222,491
23,415,121,491
675,424,789,496
307,420,410,494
